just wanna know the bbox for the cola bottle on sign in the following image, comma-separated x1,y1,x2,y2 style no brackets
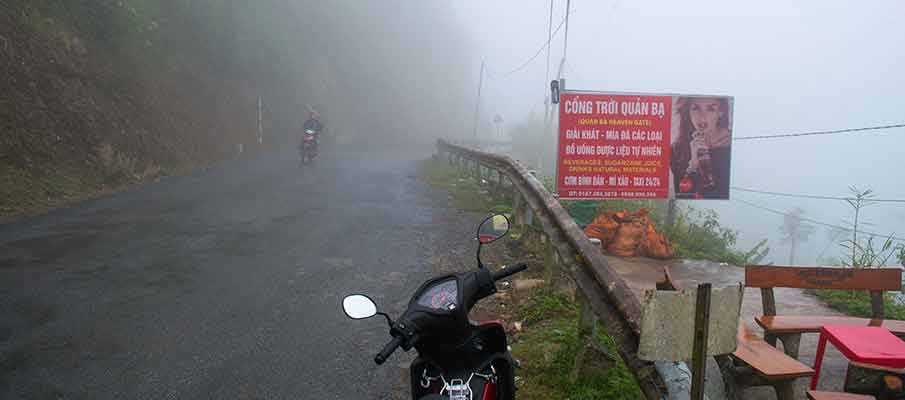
696,146,715,191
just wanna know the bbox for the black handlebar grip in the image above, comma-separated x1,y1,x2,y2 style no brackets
374,335,404,365
492,263,528,282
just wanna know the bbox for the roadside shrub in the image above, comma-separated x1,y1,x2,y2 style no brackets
96,143,159,183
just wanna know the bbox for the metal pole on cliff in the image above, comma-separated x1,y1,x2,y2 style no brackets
257,96,263,145
471,60,485,141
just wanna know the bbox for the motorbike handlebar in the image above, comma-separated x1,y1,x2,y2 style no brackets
491,263,528,282
374,335,404,365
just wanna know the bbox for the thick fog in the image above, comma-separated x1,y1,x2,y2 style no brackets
273,1,477,147
451,0,905,265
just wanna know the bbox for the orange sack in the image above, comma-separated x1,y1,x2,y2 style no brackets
637,223,676,259
607,220,646,257
583,212,620,247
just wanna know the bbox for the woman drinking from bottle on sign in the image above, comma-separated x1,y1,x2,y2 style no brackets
670,96,733,199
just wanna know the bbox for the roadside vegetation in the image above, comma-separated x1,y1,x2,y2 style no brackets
806,290,905,320
808,236,905,319
419,156,645,398
419,157,513,215
805,187,905,318
513,290,643,400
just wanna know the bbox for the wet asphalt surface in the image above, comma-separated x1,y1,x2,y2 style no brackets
0,148,479,399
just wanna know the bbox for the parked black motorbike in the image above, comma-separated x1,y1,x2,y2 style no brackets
342,214,527,400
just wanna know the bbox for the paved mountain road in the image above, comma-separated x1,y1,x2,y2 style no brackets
0,149,471,399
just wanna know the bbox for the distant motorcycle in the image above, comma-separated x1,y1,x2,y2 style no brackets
300,129,318,165
342,214,526,400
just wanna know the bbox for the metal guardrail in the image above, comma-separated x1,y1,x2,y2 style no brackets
436,139,692,400
446,138,513,155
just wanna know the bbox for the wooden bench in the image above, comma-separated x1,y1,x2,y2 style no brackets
746,265,903,359
656,267,815,400
725,322,815,400
806,390,875,400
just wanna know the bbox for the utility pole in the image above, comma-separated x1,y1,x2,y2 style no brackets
555,0,571,83
471,60,485,141
548,0,571,181
539,0,554,172
543,0,554,98
562,0,571,64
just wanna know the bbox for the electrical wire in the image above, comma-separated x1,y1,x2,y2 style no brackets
731,187,905,203
734,123,905,141
732,197,905,243
488,10,572,78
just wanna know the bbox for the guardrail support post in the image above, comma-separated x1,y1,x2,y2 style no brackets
512,192,524,228
543,237,555,283
572,292,614,382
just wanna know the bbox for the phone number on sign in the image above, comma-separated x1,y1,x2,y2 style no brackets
565,190,661,198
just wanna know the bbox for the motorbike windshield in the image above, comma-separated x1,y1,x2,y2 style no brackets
415,279,458,311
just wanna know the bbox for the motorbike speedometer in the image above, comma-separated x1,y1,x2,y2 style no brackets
416,279,458,311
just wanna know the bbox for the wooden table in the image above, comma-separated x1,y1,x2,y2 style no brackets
811,326,905,390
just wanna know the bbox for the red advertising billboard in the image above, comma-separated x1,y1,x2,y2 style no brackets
556,91,733,200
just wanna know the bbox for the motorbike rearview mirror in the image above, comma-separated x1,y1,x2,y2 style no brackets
342,294,378,320
476,214,511,244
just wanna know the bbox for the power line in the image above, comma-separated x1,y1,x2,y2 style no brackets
731,187,905,203
734,123,905,141
563,61,586,85
732,197,905,243
488,10,571,78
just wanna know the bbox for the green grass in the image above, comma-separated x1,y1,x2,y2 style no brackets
512,291,644,400
520,290,575,323
419,157,512,214
0,155,192,220
807,289,905,320
0,163,104,217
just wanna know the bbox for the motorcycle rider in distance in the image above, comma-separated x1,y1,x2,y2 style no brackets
300,110,324,161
